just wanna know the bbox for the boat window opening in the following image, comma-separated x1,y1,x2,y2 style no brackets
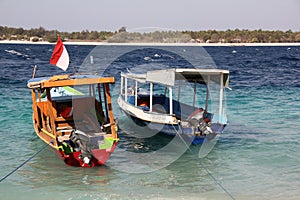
193,81,196,108
173,80,202,108
102,84,109,123
72,85,89,96
123,77,137,105
37,107,43,128
89,85,92,96
196,83,209,111
50,83,109,131
57,101,73,118
204,78,227,124
97,83,104,118
89,84,95,97
126,79,135,96
178,80,182,102
205,75,210,111
170,80,209,121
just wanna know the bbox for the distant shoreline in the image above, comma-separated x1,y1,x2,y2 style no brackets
1,40,300,46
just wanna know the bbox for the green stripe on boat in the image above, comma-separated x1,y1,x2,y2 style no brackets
62,86,84,95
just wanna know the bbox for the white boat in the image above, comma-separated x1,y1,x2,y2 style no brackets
118,68,230,145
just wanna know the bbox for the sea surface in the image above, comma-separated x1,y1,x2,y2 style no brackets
0,44,299,200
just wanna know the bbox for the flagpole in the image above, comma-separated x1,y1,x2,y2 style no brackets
32,65,37,78
69,61,77,75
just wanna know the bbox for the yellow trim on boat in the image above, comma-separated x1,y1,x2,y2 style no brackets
37,131,59,150
41,128,56,139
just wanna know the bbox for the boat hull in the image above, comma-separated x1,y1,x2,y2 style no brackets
32,103,118,167
57,143,117,167
43,139,117,167
122,109,225,145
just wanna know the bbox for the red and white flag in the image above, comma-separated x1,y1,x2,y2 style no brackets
50,35,69,71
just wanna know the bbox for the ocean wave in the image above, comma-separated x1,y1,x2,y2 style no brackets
5,49,30,59
278,55,300,61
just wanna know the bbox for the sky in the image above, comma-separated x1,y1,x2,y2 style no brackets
1,0,300,32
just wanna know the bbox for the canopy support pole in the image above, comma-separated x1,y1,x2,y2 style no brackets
120,76,124,95
219,73,224,123
150,83,153,112
169,86,173,115
135,81,138,106
125,77,127,102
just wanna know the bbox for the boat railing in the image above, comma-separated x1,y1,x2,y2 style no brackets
121,92,215,122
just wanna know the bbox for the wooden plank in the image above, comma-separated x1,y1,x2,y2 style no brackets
41,77,115,88
39,129,57,147
46,88,57,137
104,83,117,139
31,89,40,127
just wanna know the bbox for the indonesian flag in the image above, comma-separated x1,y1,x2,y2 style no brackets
50,35,69,71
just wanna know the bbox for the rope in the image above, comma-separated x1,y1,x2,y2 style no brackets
0,142,50,183
171,124,235,200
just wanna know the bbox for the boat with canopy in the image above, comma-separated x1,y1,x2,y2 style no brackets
118,68,229,145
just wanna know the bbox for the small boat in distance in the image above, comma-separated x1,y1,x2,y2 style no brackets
27,74,119,167
118,68,229,145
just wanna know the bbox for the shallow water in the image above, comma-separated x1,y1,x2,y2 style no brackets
0,44,299,199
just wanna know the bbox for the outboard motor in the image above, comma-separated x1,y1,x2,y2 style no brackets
188,109,213,136
70,130,106,166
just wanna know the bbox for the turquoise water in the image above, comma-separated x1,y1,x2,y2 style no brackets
0,44,299,199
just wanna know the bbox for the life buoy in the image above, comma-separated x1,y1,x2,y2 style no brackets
139,100,148,107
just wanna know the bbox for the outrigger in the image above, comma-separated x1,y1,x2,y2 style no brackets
27,74,119,167
118,68,229,145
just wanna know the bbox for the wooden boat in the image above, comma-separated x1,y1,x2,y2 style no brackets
27,74,119,167
118,68,229,145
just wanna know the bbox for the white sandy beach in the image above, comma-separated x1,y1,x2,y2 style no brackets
1,40,300,46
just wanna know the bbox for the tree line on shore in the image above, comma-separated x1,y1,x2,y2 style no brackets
1,26,300,43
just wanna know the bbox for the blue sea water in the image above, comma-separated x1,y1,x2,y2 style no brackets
0,44,299,200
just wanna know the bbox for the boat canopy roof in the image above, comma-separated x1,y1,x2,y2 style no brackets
27,74,115,89
122,68,229,87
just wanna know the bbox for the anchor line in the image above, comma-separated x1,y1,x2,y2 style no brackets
171,124,235,200
0,142,50,183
